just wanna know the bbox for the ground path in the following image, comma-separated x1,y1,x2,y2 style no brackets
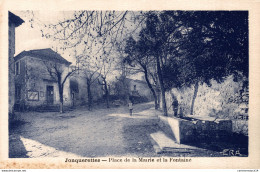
9,102,161,158
10,102,244,158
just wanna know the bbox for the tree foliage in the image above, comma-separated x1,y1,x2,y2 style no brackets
123,11,248,115
163,11,248,89
25,10,248,116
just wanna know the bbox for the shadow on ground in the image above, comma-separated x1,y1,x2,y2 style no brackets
122,124,160,157
9,120,29,158
187,133,248,156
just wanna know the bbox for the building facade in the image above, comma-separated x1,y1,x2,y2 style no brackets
69,70,103,107
14,48,72,110
112,77,154,102
128,78,154,101
9,12,24,114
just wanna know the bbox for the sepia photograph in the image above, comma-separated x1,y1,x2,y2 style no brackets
8,10,249,158
1,0,260,170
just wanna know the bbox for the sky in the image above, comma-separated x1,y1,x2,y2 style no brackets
14,11,75,63
13,10,144,81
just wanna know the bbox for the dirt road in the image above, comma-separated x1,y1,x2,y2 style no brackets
9,102,160,158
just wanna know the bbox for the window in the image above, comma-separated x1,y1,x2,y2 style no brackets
15,61,20,75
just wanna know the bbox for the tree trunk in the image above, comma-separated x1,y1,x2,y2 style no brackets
190,81,199,115
103,78,110,108
59,102,64,113
59,84,64,113
157,89,161,107
143,68,158,109
87,80,92,110
156,55,167,116
122,77,129,105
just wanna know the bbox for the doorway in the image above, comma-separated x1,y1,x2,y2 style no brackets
46,86,54,105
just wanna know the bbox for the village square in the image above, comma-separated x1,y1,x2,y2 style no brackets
8,11,249,158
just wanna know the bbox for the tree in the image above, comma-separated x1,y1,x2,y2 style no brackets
44,60,75,113
25,11,147,108
128,11,190,116
81,69,101,110
158,11,248,115
124,36,159,109
98,56,115,108
41,11,146,68
25,10,248,117
114,59,132,104
41,11,146,107
176,11,248,115
78,52,102,110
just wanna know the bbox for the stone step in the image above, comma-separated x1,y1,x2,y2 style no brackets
150,131,206,154
36,106,75,112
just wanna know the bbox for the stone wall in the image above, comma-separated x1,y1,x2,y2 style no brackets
159,115,233,144
164,75,248,135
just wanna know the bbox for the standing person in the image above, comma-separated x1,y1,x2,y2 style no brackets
171,94,179,117
128,99,133,116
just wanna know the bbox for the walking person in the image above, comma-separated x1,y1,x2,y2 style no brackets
128,99,133,116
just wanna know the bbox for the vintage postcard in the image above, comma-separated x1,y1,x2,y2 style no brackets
0,0,260,169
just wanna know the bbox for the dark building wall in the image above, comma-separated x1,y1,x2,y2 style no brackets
8,12,24,114
8,22,16,113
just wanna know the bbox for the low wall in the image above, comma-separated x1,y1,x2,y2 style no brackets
158,115,232,144
163,75,248,136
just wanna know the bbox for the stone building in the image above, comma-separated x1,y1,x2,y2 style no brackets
13,48,72,110
112,77,154,102
9,11,24,114
69,70,103,107
128,78,154,101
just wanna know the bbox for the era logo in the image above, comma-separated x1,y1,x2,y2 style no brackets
222,149,241,156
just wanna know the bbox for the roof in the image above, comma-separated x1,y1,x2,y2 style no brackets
9,12,24,27
14,48,71,65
